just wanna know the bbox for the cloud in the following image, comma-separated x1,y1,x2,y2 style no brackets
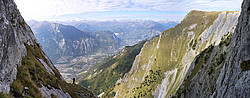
14,0,243,21
50,11,188,21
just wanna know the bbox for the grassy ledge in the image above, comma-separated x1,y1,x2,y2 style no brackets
10,42,95,97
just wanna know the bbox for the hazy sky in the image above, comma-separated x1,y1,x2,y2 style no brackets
14,0,243,21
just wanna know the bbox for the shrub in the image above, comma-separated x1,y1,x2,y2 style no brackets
192,39,197,50
189,40,193,47
240,60,250,71
0,93,9,98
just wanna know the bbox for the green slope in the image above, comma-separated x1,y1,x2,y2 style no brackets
109,11,239,98
10,42,96,97
79,40,146,95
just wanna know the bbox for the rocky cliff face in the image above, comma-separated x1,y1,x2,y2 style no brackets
0,0,95,97
214,0,250,97
0,0,35,93
103,10,240,97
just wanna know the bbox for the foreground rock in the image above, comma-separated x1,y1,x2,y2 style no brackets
0,0,96,97
214,0,250,97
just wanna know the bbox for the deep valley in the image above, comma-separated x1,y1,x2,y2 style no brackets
0,0,249,98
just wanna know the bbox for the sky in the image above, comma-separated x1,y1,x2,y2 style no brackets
14,0,243,21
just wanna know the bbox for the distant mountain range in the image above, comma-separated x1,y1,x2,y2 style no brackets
27,20,178,82
59,20,179,46
28,21,120,63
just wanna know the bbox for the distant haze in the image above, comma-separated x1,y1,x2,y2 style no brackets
15,0,242,21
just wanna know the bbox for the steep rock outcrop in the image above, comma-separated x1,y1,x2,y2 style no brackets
0,0,96,97
214,0,250,97
0,0,34,93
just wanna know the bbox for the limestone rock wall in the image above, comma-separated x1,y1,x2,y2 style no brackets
214,0,250,97
0,0,36,93
0,0,96,97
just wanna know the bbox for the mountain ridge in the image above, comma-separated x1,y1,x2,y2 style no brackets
112,10,239,98
60,20,178,46
85,10,240,97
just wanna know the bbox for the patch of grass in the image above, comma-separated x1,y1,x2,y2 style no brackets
10,43,44,97
19,20,26,28
192,39,197,50
102,87,116,97
0,93,10,98
10,80,24,96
